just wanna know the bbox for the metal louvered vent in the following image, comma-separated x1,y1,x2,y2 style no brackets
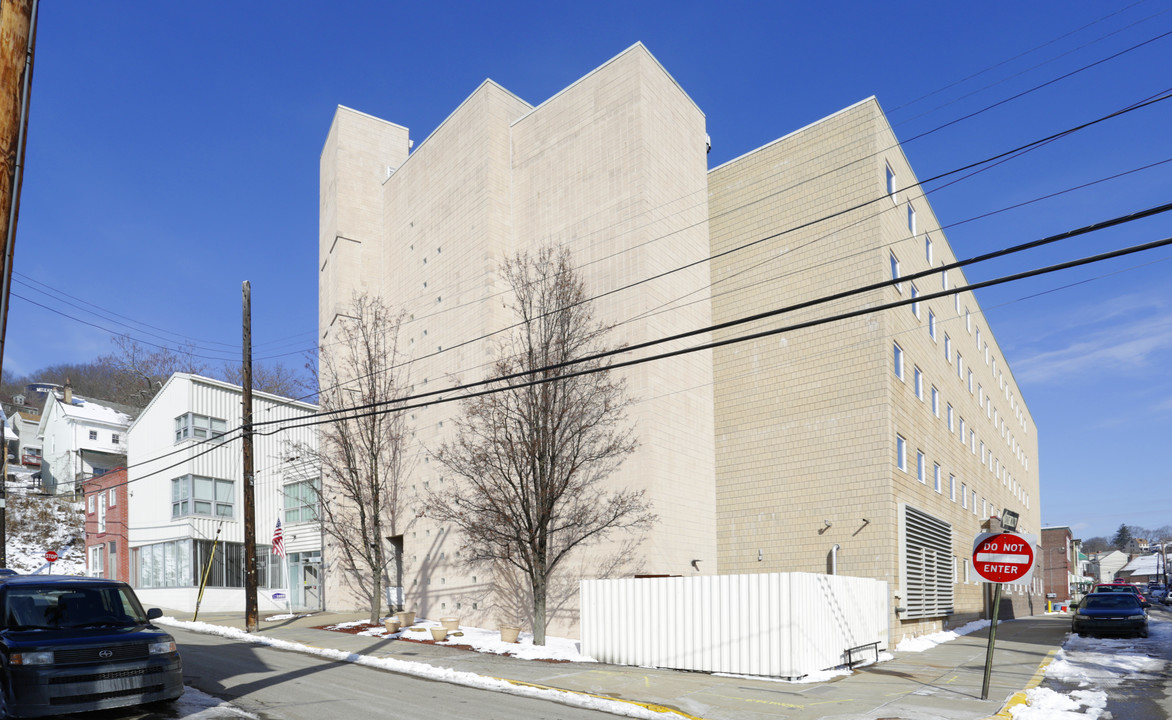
904,505,954,619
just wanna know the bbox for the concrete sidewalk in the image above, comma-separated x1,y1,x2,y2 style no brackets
168,610,1069,720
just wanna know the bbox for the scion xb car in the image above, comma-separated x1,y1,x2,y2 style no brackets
1071,593,1149,638
0,575,183,717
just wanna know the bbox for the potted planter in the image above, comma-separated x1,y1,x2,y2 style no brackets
499,625,522,643
383,618,401,633
440,617,460,631
429,626,449,641
395,610,416,626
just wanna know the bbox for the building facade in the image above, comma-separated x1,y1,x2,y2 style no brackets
36,386,134,495
82,468,130,582
1040,526,1073,603
126,374,322,614
319,43,1043,641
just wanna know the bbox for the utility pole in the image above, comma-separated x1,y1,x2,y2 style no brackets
0,0,39,570
242,281,258,633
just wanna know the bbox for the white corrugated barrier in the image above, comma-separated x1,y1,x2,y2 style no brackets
580,572,888,678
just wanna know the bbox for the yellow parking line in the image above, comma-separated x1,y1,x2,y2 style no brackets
493,676,710,720
985,649,1059,720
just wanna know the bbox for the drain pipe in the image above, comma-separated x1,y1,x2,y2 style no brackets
831,544,841,575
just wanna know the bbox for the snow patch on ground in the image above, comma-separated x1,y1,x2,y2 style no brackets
335,618,594,662
895,619,992,652
159,617,686,720
1009,687,1108,719
174,686,259,719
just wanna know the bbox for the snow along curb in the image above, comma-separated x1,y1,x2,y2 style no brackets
983,648,1059,720
158,618,701,720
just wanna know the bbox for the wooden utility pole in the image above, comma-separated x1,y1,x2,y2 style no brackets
242,281,258,632
0,0,39,570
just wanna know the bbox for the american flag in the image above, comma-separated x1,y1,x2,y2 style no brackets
272,519,285,557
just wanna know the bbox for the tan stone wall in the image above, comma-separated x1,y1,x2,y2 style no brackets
709,99,1042,643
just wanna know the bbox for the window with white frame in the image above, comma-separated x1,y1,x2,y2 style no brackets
911,283,920,317
975,327,981,349
957,352,963,378
933,463,942,493
928,311,936,341
89,545,103,578
970,429,976,454
981,441,986,463
949,474,956,501
925,236,933,264
88,430,98,441
896,434,907,471
914,367,923,399
175,413,228,443
87,495,95,514
947,404,954,431
961,482,968,508
108,488,115,506
959,417,966,443
907,204,917,234
944,334,951,363
968,369,974,393
97,493,106,534
955,291,960,314
891,252,901,291
887,163,897,199
893,343,904,380
931,386,940,416
917,451,925,483
965,307,971,332
971,489,978,515
283,478,320,524
112,433,120,444
172,475,235,519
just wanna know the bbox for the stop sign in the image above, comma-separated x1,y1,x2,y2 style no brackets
972,532,1035,584
44,550,58,563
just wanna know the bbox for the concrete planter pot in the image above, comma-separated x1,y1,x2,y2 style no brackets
383,618,401,633
395,610,416,626
440,617,460,631
429,626,449,641
499,625,522,643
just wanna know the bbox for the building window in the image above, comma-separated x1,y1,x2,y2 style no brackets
88,430,98,441
896,435,907,471
955,291,961,314
947,404,954,431
944,334,951,363
956,352,963,378
175,413,228,443
893,343,904,380
975,327,981,350
972,489,978,515
981,441,987,463
890,252,901,291
917,451,925,483
902,505,953,618
925,236,933,264
907,204,917,234
112,433,120,444
928,311,936,341
911,283,920,317
87,495,95,514
97,493,107,534
172,475,234,519
914,367,923,399
931,386,939,416
283,479,321,524
967,369,974,393
959,417,966,444
965,308,971,332
108,488,115,506
89,545,103,578
970,429,976,454
933,463,942,493
949,475,956,501
979,385,984,408
886,163,897,199
961,483,968,508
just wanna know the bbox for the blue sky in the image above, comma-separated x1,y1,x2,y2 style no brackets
9,2,1172,541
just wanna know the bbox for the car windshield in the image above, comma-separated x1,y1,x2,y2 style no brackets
2,585,149,630
1083,595,1141,610
1095,585,1136,593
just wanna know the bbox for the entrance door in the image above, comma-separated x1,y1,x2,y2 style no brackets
302,560,322,611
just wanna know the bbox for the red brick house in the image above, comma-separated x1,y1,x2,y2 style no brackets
1041,526,1074,603
82,467,129,581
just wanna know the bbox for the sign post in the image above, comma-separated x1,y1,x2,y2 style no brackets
971,531,1036,700
44,549,57,574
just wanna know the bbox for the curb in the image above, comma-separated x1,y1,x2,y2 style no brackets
496,676,708,720
985,648,1059,719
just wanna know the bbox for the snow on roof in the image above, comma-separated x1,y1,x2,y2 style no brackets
1119,553,1161,575
59,398,133,427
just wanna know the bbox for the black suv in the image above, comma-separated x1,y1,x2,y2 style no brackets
0,575,183,717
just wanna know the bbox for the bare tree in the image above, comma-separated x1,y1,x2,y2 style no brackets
430,246,653,645
290,294,414,625
98,335,208,406
221,360,311,399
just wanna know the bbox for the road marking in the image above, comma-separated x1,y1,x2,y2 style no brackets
985,648,1059,720
495,676,709,719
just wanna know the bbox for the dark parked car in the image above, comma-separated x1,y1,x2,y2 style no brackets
0,575,183,717
1090,582,1146,604
1071,593,1149,638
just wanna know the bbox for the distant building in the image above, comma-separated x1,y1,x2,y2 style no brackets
1087,550,1128,584
35,383,135,495
82,468,130,582
9,411,43,465
1116,553,1164,584
1124,537,1149,556
126,374,321,614
1040,526,1074,602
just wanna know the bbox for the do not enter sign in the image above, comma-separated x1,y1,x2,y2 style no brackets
972,532,1036,585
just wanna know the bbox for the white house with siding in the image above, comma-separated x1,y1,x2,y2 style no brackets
126,373,321,614
36,387,134,495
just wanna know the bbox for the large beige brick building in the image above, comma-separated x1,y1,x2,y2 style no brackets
319,43,1041,641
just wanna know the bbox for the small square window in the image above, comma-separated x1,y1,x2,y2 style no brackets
88,430,98,441
112,433,120,444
